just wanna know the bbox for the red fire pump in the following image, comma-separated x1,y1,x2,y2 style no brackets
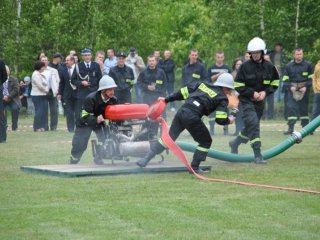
91,103,165,163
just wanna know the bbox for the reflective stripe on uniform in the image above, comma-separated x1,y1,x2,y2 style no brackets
180,87,189,99
239,133,250,140
126,79,134,84
198,83,217,98
81,110,93,118
215,111,228,119
282,75,289,81
192,73,200,79
234,82,245,88
302,72,308,76
271,79,280,87
300,116,309,120
156,80,163,84
196,146,209,152
263,80,271,84
288,116,298,120
250,138,260,145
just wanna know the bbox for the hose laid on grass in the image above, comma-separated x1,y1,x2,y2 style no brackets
177,115,320,162
157,117,320,194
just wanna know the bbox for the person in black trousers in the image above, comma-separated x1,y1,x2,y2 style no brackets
58,55,78,132
0,59,8,143
71,48,102,120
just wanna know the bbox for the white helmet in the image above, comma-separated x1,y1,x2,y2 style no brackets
247,37,266,54
213,73,234,89
98,75,117,91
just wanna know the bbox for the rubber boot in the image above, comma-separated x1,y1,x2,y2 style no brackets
253,148,266,164
283,124,294,135
136,151,156,168
229,136,242,154
190,159,208,174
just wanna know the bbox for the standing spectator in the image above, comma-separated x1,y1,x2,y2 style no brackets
244,51,251,61
312,60,320,127
181,49,207,88
71,48,102,120
158,50,176,111
109,51,134,104
40,56,60,131
31,61,48,132
58,55,77,132
282,48,313,134
153,49,162,63
230,37,279,164
37,52,46,60
262,53,275,120
69,76,117,165
69,49,77,56
3,66,21,131
103,48,117,75
22,76,34,115
0,59,8,143
95,50,105,74
138,55,167,138
126,47,145,103
231,57,244,136
207,50,232,135
49,53,63,70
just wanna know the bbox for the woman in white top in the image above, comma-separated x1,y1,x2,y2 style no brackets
31,61,48,132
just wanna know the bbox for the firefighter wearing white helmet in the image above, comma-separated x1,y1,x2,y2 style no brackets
69,75,117,165
230,37,279,164
136,77,236,173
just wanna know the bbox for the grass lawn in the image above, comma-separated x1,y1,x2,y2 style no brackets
0,112,319,240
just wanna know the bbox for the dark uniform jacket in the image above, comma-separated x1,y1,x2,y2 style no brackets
137,67,167,104
108,65,134,91
71,61,102,99
166,82,230,125
58,65,77,100
181,61,207,88
158,58,175,83
282,60,313,90
79,91,117,128
234,59,279,100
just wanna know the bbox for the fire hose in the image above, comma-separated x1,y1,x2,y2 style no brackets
148,99,320,195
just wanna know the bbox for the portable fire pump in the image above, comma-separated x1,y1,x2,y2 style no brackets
91,103,165,163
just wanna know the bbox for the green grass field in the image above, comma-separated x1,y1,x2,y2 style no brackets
0,113,319,240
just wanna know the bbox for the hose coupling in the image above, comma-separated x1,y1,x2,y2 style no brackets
292,131,303,144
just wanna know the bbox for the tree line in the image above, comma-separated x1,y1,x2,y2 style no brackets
0,0,319,78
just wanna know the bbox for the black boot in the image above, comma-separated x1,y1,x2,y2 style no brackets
253,149,266,164
69,156,80,164
283,125,294,135
136,151,156,168
190,159,209,174
229,136,242,154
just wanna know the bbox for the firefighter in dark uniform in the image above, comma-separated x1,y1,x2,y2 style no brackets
109,51,134,104
137,55,167,138
181,49,207,88
69,75,117,165
137,73,236,173
229,37,279,164
282,48,313,134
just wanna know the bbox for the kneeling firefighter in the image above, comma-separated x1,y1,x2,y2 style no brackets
69,75,117,164
137,73,236,173
229,37,279,164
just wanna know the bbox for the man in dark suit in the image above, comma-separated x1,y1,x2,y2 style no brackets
58,55,78,132
71,48,102,120
0,59,8,143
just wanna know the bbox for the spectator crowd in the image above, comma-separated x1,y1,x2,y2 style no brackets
1,41,320,145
